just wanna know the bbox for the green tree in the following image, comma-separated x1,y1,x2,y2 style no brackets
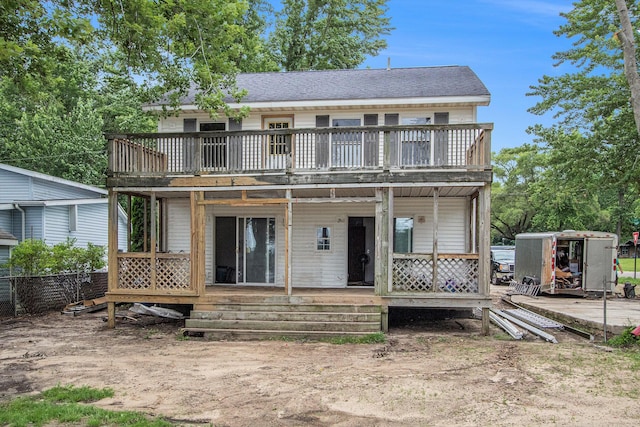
1,1,265,116
267,0,392,71
527,0,640,236
491,145,545,242
614,0,640,136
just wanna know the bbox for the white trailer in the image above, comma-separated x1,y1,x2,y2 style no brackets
514,231,618,296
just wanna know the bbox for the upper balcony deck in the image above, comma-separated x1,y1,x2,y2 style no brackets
106,123,492,188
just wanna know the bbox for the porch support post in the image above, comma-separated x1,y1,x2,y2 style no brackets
432,187,439,291
107,189,119,329
191,191,206,295
285,189,292,295
375,187,390,296
479,184,491,335
126,195,132,252
150,192,157,291
143,198,148,252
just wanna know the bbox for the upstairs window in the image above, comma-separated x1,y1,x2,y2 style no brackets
200,122,226,169
400,117,431,166
268,121,290,155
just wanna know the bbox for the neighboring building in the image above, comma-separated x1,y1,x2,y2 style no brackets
0,163,127,251
105,66,494,335
618,240,638,259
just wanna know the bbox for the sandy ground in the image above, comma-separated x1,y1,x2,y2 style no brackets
1,291,639,426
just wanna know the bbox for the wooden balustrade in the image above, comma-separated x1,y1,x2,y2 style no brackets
115,252,193,294
107,124,492,176
392,253,480,294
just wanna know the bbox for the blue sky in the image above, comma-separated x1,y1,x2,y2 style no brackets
361,0,576,152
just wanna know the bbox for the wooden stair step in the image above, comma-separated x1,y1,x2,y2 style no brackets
184,318,381,333
181,328,381,341
190,310,380,322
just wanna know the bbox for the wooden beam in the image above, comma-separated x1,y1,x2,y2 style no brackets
196,191,206,295
126,195,132,252
150,192,157,291
478,185,491,335
375,187,390,296
107,190,119,329
285,189,292,295
199,198,289,206
190,191,199,294
432,187,439,292
198,196,377,206
143,197,148,252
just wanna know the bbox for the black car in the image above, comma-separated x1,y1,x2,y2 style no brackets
490,246,515,285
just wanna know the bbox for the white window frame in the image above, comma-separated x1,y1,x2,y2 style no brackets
69,205,78,232
316,226,331,251
400,117,431,166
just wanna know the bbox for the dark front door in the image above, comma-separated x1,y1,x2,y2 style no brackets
348,217,373,285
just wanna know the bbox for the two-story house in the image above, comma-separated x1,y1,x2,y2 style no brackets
105,66,493,337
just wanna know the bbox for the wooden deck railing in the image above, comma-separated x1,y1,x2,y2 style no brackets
391,253,481,294
107,123,492,176
115,253,194,294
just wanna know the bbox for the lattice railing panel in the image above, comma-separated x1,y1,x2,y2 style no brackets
437,257,479,293
118,257,151,290
392,257,433,292
156,257,191,291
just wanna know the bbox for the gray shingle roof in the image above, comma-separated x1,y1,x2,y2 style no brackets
0,228,18,242
156,66,490,106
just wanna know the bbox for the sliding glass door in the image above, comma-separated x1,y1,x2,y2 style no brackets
238,217,276,284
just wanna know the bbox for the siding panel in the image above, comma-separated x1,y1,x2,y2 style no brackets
32,178,101,200
0,170,32,202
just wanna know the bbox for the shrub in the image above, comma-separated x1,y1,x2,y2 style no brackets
5,239,51,276
4,238,106,276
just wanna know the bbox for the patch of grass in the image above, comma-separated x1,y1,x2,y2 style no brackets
617,259,640,275
41,384,113,403
324,332,386,345
0,385,171,427
607,327,640,348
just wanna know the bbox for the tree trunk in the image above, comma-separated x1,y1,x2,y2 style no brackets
615,0,640,137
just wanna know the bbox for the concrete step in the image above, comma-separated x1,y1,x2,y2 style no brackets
184,318,381,333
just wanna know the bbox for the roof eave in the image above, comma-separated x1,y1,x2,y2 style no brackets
143,95,491,112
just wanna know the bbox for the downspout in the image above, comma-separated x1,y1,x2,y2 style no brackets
13,204,25,241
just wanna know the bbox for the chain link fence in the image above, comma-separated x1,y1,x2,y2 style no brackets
0,271,107,317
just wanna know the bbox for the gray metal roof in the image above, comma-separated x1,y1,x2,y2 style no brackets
0,163,107,196
154,66,490,106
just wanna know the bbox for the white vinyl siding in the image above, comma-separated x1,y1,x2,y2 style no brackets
167,107,477,171
166,199,192,253
164,196,468,288
393,198,467,253
292,203,375,288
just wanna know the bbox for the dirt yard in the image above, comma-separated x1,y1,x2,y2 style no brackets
1,296,639,426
